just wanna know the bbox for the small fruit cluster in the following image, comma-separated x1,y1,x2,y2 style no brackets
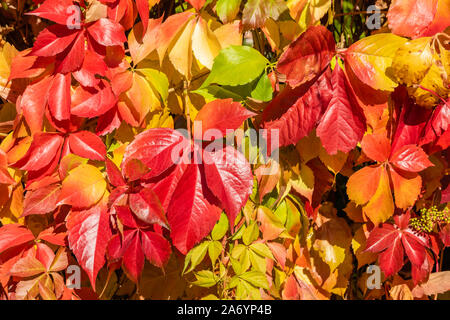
410,206,450,233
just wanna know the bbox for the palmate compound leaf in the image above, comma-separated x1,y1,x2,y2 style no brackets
112,206,171,282
347,130,433,224
316,63,366,155
122,127,253,254
366,212,430,278
67,203,112,288
277,25,336,88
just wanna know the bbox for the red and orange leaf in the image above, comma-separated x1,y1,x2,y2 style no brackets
67,204,112,288
277,25,335,88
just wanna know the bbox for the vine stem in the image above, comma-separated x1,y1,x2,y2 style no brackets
183,80,191,138
418,85,448,106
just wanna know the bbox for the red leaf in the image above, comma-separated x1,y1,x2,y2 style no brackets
260,67,332,152
0,168,15,185
19,76,53,134
37,227,66,246
140,230,171,268
87,18,126,47
22,183,61,217
72,50,108,87
116,206,139,229
420,100,449,146
0,224,35,254
129,189,168,228
186,0,205,10
365,224,398,252
202,145,253,227
71,80,116,118
17,133,63,172
194,99,256,139
316,63,366,154
361,133,391,163
402,233,426,267
389,144,433,172
379,235,404,277
67,205,112,288
27,0,77,26
105,158,126,187
391,89,431,154
167,164,221,254
411,252,434,285
122,230,144,282
31,25,78,57
68,131,106,161
122,128,188,180
55,31,85,73
122,159,151,181
48,73,71,121
277,25,335,87
387,0,438,39
135,0,149,33
146,162,188,211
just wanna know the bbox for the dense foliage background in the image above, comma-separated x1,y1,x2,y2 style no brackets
0,0,448,300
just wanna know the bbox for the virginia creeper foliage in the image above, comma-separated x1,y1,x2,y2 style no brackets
0,0,448,300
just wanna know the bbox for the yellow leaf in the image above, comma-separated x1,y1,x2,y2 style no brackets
347,165,382,206
346,34,408,91
408,62,450,108
289,163,314,203
390,168,422,209
319,148,348,174
392,37,434,86
58,164,106,209
192,17,221,69
262,18,280,52
213,21,243,49
168,18,196,79
0,183,24,225
363,165,394,224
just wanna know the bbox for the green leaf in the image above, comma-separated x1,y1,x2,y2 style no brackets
192,85,243,103
137,68,169,103
203,45,269,87
251,72,273,101
208,240,223,264
230,223,246,241
183,241,209,274
248,250,266,272
192,270,218,288
211,213,229,240
216,0,242,23
239,270,269,289
242,221,259,245
250,243,274,259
